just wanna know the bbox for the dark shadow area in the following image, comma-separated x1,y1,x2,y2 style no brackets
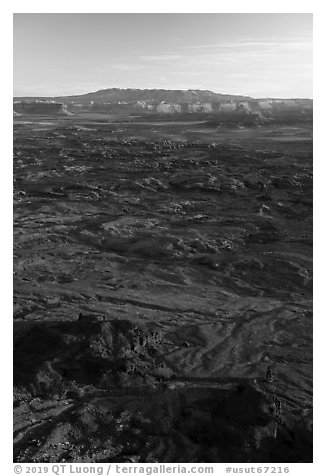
14,319,312,463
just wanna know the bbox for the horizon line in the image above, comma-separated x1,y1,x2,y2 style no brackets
13,87,313,101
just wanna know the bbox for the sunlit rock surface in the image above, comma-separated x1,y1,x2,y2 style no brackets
13,116,312,462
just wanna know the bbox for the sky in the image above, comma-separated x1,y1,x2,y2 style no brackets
13,13,313,98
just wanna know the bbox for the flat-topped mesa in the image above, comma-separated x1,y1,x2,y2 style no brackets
13,101,71,116
14,88,252,105
13,88,313,123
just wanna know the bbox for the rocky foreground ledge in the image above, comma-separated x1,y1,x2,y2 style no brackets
14,317,312,463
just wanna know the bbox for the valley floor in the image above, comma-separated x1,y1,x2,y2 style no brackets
13,117,313,462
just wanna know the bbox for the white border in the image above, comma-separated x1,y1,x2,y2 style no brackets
8,1,316,13
3,2,324,474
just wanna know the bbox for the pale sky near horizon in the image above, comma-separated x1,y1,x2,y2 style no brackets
13,13,313,98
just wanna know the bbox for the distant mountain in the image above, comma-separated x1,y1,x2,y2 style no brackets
13,88,313,125
14,88,252,104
